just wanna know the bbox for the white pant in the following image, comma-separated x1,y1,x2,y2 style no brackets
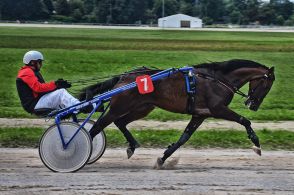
34,89,80,110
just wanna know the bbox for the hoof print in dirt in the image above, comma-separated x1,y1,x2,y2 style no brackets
153,157,164,170
153,157,179,170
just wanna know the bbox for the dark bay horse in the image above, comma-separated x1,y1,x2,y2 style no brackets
79,59,275,167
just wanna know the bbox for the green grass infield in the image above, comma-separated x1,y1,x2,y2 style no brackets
1,127,293,150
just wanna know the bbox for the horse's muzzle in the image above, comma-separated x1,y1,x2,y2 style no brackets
245,97,259,111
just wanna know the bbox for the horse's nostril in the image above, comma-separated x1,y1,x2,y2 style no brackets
247,102,252,108
244,98,250,106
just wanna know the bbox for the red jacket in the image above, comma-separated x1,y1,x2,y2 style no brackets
16,66,57,113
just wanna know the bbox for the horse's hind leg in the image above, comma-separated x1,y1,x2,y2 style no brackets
114,105,155,159
156,116,206,169
89,111,118,139
89,92,142,139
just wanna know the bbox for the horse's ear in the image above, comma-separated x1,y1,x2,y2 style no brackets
268,67,275,80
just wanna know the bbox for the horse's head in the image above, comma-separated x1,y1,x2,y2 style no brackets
245,67,275,111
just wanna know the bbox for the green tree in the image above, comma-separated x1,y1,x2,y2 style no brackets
270,0,293,21
126,0,148,23
200,0,226,23
192,0,201,17
84,0,95,13
179,0,193,15
275,14,285,25
54,0,70,15
229,9,242,24
285,14,294,26
69,0,85,21
153,0,180,18
93,0,109,23
258,2,275,25
82,0,95,22
1,0,49,20
0,0,4,20
227,0,261,24
43,0,54,14
244,0,260,23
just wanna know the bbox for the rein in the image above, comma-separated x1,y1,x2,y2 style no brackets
68,67,161,86
67,67,162,96
195,73,248,98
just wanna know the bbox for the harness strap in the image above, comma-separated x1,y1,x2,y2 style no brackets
182,70,197,114
196,73,248,98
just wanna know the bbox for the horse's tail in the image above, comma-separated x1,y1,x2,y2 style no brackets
78,76,120,100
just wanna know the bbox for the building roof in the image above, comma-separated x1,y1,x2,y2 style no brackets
159,14,201,21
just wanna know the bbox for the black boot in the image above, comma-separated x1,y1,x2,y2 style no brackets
80,104,94,113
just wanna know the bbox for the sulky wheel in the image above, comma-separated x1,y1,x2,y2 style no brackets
78,119,106,164
39,122,92,172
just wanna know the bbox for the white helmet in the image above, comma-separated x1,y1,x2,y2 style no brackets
23,50,44,64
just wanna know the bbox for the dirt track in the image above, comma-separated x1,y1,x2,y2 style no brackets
0,148,293,195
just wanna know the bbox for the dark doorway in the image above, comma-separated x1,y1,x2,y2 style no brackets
180,20,191,28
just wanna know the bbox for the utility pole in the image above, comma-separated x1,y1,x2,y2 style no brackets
110,0,112,23
162,0,165,18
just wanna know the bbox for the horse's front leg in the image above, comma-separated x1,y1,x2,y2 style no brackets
156,117,206,169
240,116,261,155
211,106,261,155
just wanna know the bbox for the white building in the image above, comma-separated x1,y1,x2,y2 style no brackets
158,14,202,28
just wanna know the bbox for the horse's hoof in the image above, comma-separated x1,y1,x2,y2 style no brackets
127,148,134,159
153,157,164,169
126,142,140,159
252,146,262,156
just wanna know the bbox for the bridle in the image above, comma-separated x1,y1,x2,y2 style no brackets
196,72,273,99
246,73,273,102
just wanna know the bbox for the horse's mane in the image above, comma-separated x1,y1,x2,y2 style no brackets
125,66,156,72
123,66,162,75
194,59,268,73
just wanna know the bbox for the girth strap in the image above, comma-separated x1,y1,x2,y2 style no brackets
183,70,197,114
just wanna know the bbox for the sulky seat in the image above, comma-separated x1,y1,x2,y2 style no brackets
33,108,56,117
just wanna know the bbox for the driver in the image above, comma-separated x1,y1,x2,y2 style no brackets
16,50,93,115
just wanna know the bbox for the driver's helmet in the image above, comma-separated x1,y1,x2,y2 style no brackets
23,50,44,65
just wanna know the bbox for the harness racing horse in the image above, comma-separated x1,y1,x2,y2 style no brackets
79,59,275,168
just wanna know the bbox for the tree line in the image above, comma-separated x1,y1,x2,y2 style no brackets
1,0,294,26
